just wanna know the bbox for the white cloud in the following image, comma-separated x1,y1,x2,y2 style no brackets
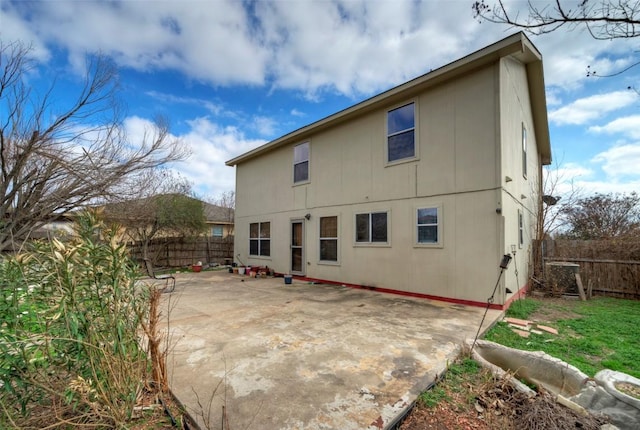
0,0,496,98
544,162,594,196
545,89,562,107
252,116,277,137
1,0,634,103
120,115,264,197
569,178,640,195
256,0,492,96
145,91,223,116
592,144,640,178
5,0,269,85
171,117,266,196
535,28,637,90
548,91,637,125
589,115,640,139
122,115,181,152
545,161,640,196
0,2,51,62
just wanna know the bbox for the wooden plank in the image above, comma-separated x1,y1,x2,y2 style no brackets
575,273,586,301
536,325,559,335
504,317,532,327
544,257,640,265
587,278,593,299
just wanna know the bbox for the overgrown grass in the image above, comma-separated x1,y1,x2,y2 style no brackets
0,212,156,428
418,358,483,408
485,297,640,378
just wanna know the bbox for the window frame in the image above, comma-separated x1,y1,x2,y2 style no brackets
318,215,339,264
386,101,418,165
414,205,443,248
354,211,390,246
518,209,524,249
211,225,224,237
293,141,310,184
522,123,527,179
249,221,271,258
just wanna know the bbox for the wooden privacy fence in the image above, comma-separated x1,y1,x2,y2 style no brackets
540,239,640,299
128,236,234,268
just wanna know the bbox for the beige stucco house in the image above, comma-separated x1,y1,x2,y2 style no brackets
203,202,234,239
226,33,551,309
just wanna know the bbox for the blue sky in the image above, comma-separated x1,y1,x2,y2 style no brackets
2,0,639,201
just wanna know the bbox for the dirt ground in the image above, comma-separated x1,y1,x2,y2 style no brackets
523,296,582,321
397,370,515,430
398,368,609,430
398,298,610,430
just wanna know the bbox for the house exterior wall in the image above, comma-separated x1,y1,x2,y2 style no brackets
498,57,542,301
207,222,234,238
233,61,537,305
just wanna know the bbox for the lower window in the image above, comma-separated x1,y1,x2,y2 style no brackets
319,216,338,261
250,222,270,257
415,206,442,246
355,212,388,243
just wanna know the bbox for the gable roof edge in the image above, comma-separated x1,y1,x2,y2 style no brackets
226,32,550,167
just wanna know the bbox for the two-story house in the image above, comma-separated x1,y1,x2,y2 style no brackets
226,32,551,309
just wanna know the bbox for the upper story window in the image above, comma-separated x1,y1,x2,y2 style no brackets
293,142,309,183
387,102,415,163
355,212,388,244
522,124,527,179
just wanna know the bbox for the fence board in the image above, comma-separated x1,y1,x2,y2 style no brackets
128,236,234,268
539,239,640,299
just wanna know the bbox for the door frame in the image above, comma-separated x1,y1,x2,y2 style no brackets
290,218,305,275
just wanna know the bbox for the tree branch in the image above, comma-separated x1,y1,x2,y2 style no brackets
0,42,188,251
473,0,640,39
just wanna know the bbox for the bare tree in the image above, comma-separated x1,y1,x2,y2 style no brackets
473,1,640,39
530,161,582,280
103,169,206,262
212,190,235,236
0,41,187,252
559,192,640,239
538,162,583,239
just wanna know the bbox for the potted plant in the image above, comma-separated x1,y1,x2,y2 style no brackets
192,261,203,273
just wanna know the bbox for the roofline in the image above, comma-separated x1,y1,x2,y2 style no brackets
226,31,551,167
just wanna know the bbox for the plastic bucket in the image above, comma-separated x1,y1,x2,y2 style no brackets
238,267,246,275
284,275,292,285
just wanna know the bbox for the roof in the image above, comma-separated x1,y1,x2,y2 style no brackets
226,32,551,167
203,202,234,224
103,194,234,224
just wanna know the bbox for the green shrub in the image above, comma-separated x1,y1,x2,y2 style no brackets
0,212,151,428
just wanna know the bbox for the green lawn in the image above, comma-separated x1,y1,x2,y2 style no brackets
484,297,640,378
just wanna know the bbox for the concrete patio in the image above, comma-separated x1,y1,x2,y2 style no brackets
162,270,502,430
